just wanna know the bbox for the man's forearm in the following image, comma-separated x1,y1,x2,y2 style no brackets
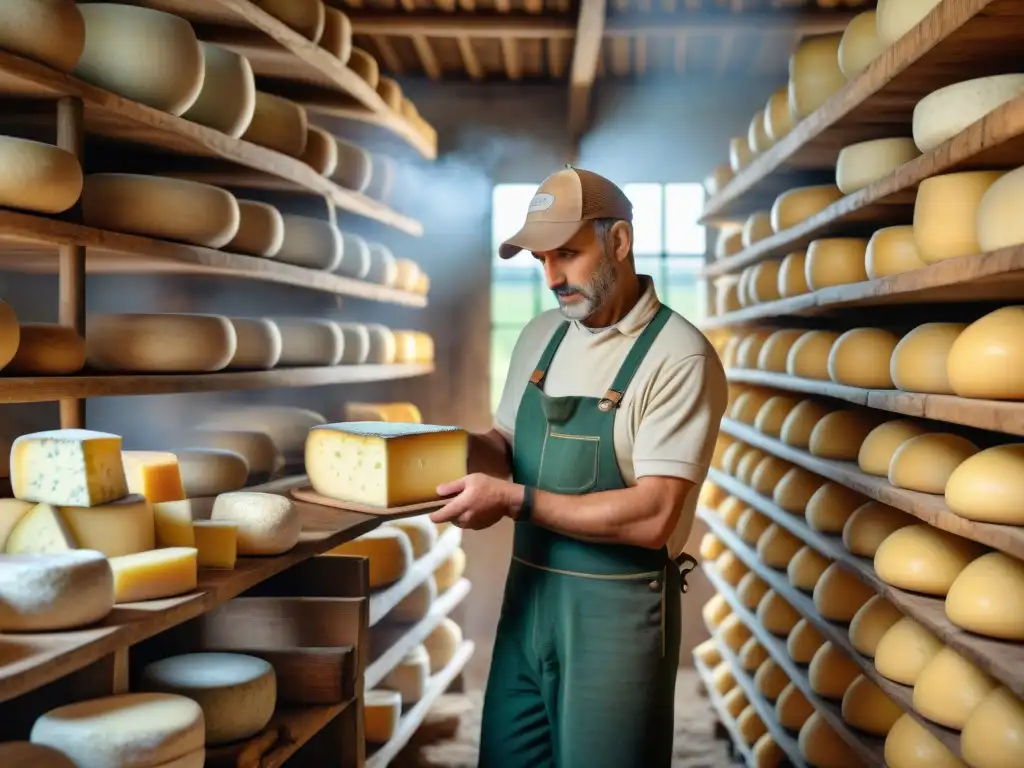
467,430,512,478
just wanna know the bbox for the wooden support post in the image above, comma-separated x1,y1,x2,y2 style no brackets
56,97,86,429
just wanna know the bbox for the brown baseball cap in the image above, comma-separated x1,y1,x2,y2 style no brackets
498,166,633,259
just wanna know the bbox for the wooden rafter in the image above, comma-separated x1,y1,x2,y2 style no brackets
457,36,484,79
567,0,607,150
411,35,442,79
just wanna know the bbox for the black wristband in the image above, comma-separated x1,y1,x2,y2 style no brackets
518,485,535,523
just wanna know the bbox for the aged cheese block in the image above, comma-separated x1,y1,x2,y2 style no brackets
277,215,343,271
842,675,902,736
788,34,845,120
777,251,811,297
809,641,860,700
750,455,793,495
729,136,754,173
336,231,371,278
737,508,771,546
182,43,256,138
0,550,113,631
173,448,248,497
383,645,429,703
226,317,282,370
773,467,824,513
274,318,345,366
836,137,919,195
799,711,859,768
843,501,914,557
866,225,927,279
787,618,825,664
693,638,721,667
192,520,237,569
808,409,880,460
364,689,401,743
704,164,734,197
914,75,1024,153
191,428,282,477
243,92,309,158
805,237,870,289
742,212,773,248
253,0,325,41
757,590,801,636
748,109,771,154
777,683,815,732
0,742,77,767
0,0,85,73
319,8,352,64
914,647,996,730
787,330,840,380
75,5,204,115
875,0,944,46
960,687,1024,768
890,323,965,394
366,242,399,286
12,428,127,507
754,658,789,701
349,47,380,89
875,524,984,596
0,136,83,215
947,306,1024,399
716,551,749,586
58,493,155,556
813,563,874,622
87,313,236,372
754,394,800,436
978,165,1024,252
946,444,1024,524
780,400,834,449
827,327,900,388
889,433,978,493
914,171,1005,264
109,547,198,603
328,527,413,587
738,572,771,611
151,499,195,548
738,705,767,745
202,406,324,457
4,323,84,375
765,86,793,142
849,594,902,657
83,174,241,248
211,492,300,555
788,546,831,592
336,322,371,364
332,137,373,193
838,11,884,79
806,483,865,534
366,323,398,364
140,652,275,745
945,552,1024,640
858,420,929,477
227,200,285,258
300,125,339,177
884,712,966,768
771,185,844,233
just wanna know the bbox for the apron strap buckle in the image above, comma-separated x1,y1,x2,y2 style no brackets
672,553,699,594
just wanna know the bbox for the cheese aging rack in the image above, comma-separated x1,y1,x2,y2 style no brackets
694,1,1024,766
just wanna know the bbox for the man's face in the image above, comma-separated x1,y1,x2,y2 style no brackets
532,224,618,322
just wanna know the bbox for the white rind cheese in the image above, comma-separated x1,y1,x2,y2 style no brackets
86,313,237,373
275,317,346,367
424,617,463,674
391,576,437,622
977,165,1024,253
913,75,1024,153
227,317,283,370
0,550,114,632
331,137,373,193
201,406,326,457
383,645,430,703
0,136,83,215
182,43,256,138
336,232,371,279
336,322,371,364
12,429,128,507
365,323,398,364
835,137,919,194
277,215,343,272
190,428,282,476
366,243,399,286
211,491,300,555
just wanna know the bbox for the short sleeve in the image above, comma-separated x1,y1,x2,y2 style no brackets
631,354,728,483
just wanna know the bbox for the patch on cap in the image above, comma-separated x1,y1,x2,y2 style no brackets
528,193,555,213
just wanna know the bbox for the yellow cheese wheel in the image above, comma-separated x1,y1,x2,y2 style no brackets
849,594,903,657
756,330,805,372
836,136,919,195
735,333,774,371
754,658,789,701
704,165,734,197
946,552,1024,640
757,590,801,636
753,733,785,768
842,675,903,737
913,647,996,730
751,456,794,496
874,617,943,685
300,125,339,177
0,0,85,73
86,313,236,373
978,164,1024,253
778,251,811,297
809,641,860,700
717,613,753,653
703,593,731,631
858,420,929,477
712,436,735,471
838,11,884,79
960,687,1024,768
736,450,768,486
742,212,774,248
888,433,979,494
253,0,325,41
348,47,380,89
827,327,900,388
865,225,928,279
788,546,831,592
243,92,309,159
715,228,743,260
842,501,915,558
4,323,85,375
777,683,815,732
700,533,725,561
226,200,285,258
780,400,834,448
806,483,866,533
0,136,83,215
787,618,825,664
799,711,859,768
721,443,750,477
376,76,403,112
182,43,256,138
765,86,793,142
737,508,772,547
914,75,1024,154
719,496,748,528
808,409,880,460
771,185,844,233
712,661,738,696
945,444,1024,524
890,322,967,395
723,686,748,718
875,524,985,596
947,306,1024,400
754,396,801,438
730,136,754,173
737,271,757,309
913,171,1005,264
749,261,783,304
788,34,845,120
738,571,771,611
716,551,750,587
739,637,770,673
693,638,721,668
319,8,352,64
813,563,874,622
748,109,772,154
787,330,840,380
715,280,741,316
699,481,728,510
738,705,768,746
875,0,944,46
805,238,870,290
884,712,967,768
757,524,804,569
773,467,824,513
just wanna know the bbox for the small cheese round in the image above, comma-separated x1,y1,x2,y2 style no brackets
742,212,774,248
913,75,1024,153
717,551,750,587
722,686,748,718
717,613,752,654
849,594,903,657
842,675,902,736
838,11,885,79
300,125,339,177
434,547,465,593
777,683,815,731
888,433,979,494
751,455,794,496
858,420,929,477
757,330,806,372
86,313,237,373
890,323,966,394
754,658,789,701
778,251,811,297
211,491,301,555
913,647,996,730
277,215,343,271
319,7,352,64
808,409,880,460
771,185,844,233
0,550,114,632
252,0,325,42
174,448,249,496
787,618,825,664
978,165,1024,252
885,712,965,768
788,34,845,120
731,388,772,423
960,687,1024,768
714,227,743,260
348,46,380,89
765,86,793,142
738,705,768,745
749,260,783,303
753,733,785,768
226,318,282,370
875,0,944,46
806,483,866,533
702,593,731,631
754,396,801,438
787,330,841,380
721,440,750,474
757,590,801,636
0,0,85,73
865,225,928,279
735,332,775,370
736,270,757,309
693,638,721,668
842,501,915,557
788,546,831,592
945,552,1024,640
715,280,742,316
827,327,900,388
226,201,285,258
191,428,282,477
712,661,737,696
4,323,84,375
738,571,771,611
809,641,860,700
182,43,256,138
748,109,771,154
736,450,769,486
836,137,919,195
737,507,772,547
243,92,309,159
275,318,345,366
757,524,804,569
945,444,1024,524
913,171,1005,264
773,467,824,513
947,306,1024,399
377,76,403,112
367,242,399,286
719,497,748,528
739,637,769,672
700,482,728,510
331,137,373,193
705,165,734,197
813,563,874,622
806,238,870,290
874,617,943,685
874,524,985,596
799,711,858,768
712,436,736,470
730,136,754,172
780,400,834,448
0,136,83,215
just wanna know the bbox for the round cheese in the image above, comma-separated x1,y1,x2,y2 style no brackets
700,482,728,510
842,501,914,557
778,251,811,297
914,171,1005,264
788,546,831,592
227,200,285,258
0,0,85,73
738,705,768,745
434,547,466,594
75,4,204,115
4,323,84,375
300,125,339,177
0,550,114,632
865,225,928,279
702,593,731,631
890,323,966,394
719,496,747,528
947,306,1024,399
335,322,371,364
721,442,750,477
693,638,721,668
765,86,793,142
888,433,979,493
780,400,834,448
914,75,1024,153
961,687,1024,768
756,330,804,372
367,243,399,286
858,420,929,477
806,483,866,533
200,406,324,457
738,571,771,611
827,327,900,388
275,318,345,366
704,165,734,197
319,8,352,64
751,455,794,495
717,550,750,587
874,524,984,596
377,76,403,112
712,661,737,696
714,228,743,260
842,675,902,736
735,332,774,370
757,590,801,636
777,683,815,731
173,448,249,497
754,396,800,439
809,641,860,699
849,594,903,657
731,388,773,424
716,280,742,315
805,238,870,289
717,614,752,653
331,137,373,194
748,109,772,154
226,318,282,370
0,136,83,215
86,313,236,372
253,0,325,42
730,136,754,172
813,563,874,622
749,261,783,304
736,271,756,309
875,0,944,46
190,429,282,477
884,712,966,768
753,733,785,768
808,409,880,460
771,185,844,233
757,524,804,569
723,686,748,718
348,46,380,89
140,652,275,745
836,137,919,195
787,617,826,664
277,215,343,271
838,11,884,79
182,43,256,138
946,552,1024,640
0,742,77,768
393,258,423,292
913,647,996,730
740,637,770,673
787,330,840,380
742,212,774,248
978,165,1024,252
211,491,300,555
754,658,789,701
773,466,824,513
788,34,846,120
737,507,772,546
799,711,858,768
243,92,309,158
945,444,1024,524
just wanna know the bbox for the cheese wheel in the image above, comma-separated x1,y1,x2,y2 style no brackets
777,683,815,731
336,231,371,279
813,563,874,622
211,492,300,555
75,5,204,115
173,448,249,497
717,614,752,654
730,388,772,423
806,238,870,289
787,330,840,380
756,330,804,373
858,420,929,477
275,318,345,366
0,0,85,73
0,742,77,768
364,689,400,743
700,481,728,512
737,508,772,546
4,323,84,375
201,406,325,457
226,318,282,370
742,212,774,248
885,712,966,768
83,174,241,248
778,251,811,297
242,92,308,158
842,675,902,736
827,327,900,388
866,225,927,279
754,396,800,439
748,110,772,154
888,433,979,493
702,593,731,631
86,313,236,372
434,546,466,594
730,136,754,172
751,456,793,495
780,400,834,448
335,322,370,364
366,243,399,286
393,258,422,292
722,686,748,718
788,546,830,592
319,8,352,65
836,137,919,195
758,524,803,570
876,616,944,685
738,705,768,745
788,34,845,120
748,261,783,304
712,661,737,695
252,0,325,42
945,552,1024,640
890,323,966,394
332,138,373,193
693,638,721,668
349,47,380,89
838,11,884,79
715,228,743,260
182,43,256,138
787,618,825,664
757,590,801,636
808,409,879,460
978,164,1024,253
0,550,114,632
773,467,824,513
799,711,858,768
738,572,771,611
843,501,915,557
806,483,865,534
947,306,1024,399
719,496,747,528
945,444,1024,524
0,136,83,215
366,155,398,203
809,641,860,699
300,126,339,177
190,429,282,477
716,551,749,586
716,279,741,315
755,658,789,701
914,171,1005,264
0,300,17,372
765,86,793,142
737,638,767,675
849,594,902,657
771,185,844,233
914,75,1024,153
961,687,1024,768
721,443,749,477
277,215,343,271
226,200,285,258
753,733,784,768
704,164,734,197
875,0,944,46
874,524,984,596
913,647,996,730
377,77,403,112
736,269,756,309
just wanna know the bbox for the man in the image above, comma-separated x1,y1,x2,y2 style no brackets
430,166,728,767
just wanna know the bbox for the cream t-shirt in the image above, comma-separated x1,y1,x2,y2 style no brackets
494,276,728,556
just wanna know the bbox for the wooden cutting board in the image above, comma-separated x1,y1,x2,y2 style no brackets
290,485,449,517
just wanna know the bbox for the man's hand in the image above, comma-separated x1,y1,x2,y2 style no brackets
429,473,523,530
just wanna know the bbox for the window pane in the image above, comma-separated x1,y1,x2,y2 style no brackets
492,271,538,326
491,326,524,414
623,183,663,256
492,184,541,270
635,256,667,298
665,183,707,255
665,257,705,320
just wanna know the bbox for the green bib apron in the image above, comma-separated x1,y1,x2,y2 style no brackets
479,304,697,768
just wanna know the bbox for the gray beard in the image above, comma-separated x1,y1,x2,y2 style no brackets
555,256,618,321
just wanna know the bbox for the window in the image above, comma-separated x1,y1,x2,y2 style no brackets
490,182,707,412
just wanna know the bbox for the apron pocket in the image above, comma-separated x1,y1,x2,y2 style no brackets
538,432,600,493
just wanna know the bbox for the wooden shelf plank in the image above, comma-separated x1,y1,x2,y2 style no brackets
366,640,475,768
369,526,462,627
692,657,757,767
0,51,422,236
701,0,1024,221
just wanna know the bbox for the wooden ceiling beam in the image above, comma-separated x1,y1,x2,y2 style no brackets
567,0,606,150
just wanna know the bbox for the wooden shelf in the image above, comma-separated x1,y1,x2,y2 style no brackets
692,657,756,766
726,369,1024,438
700,0,1024,221
0,51,422,236
369,527,463,627
366,640,475,768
